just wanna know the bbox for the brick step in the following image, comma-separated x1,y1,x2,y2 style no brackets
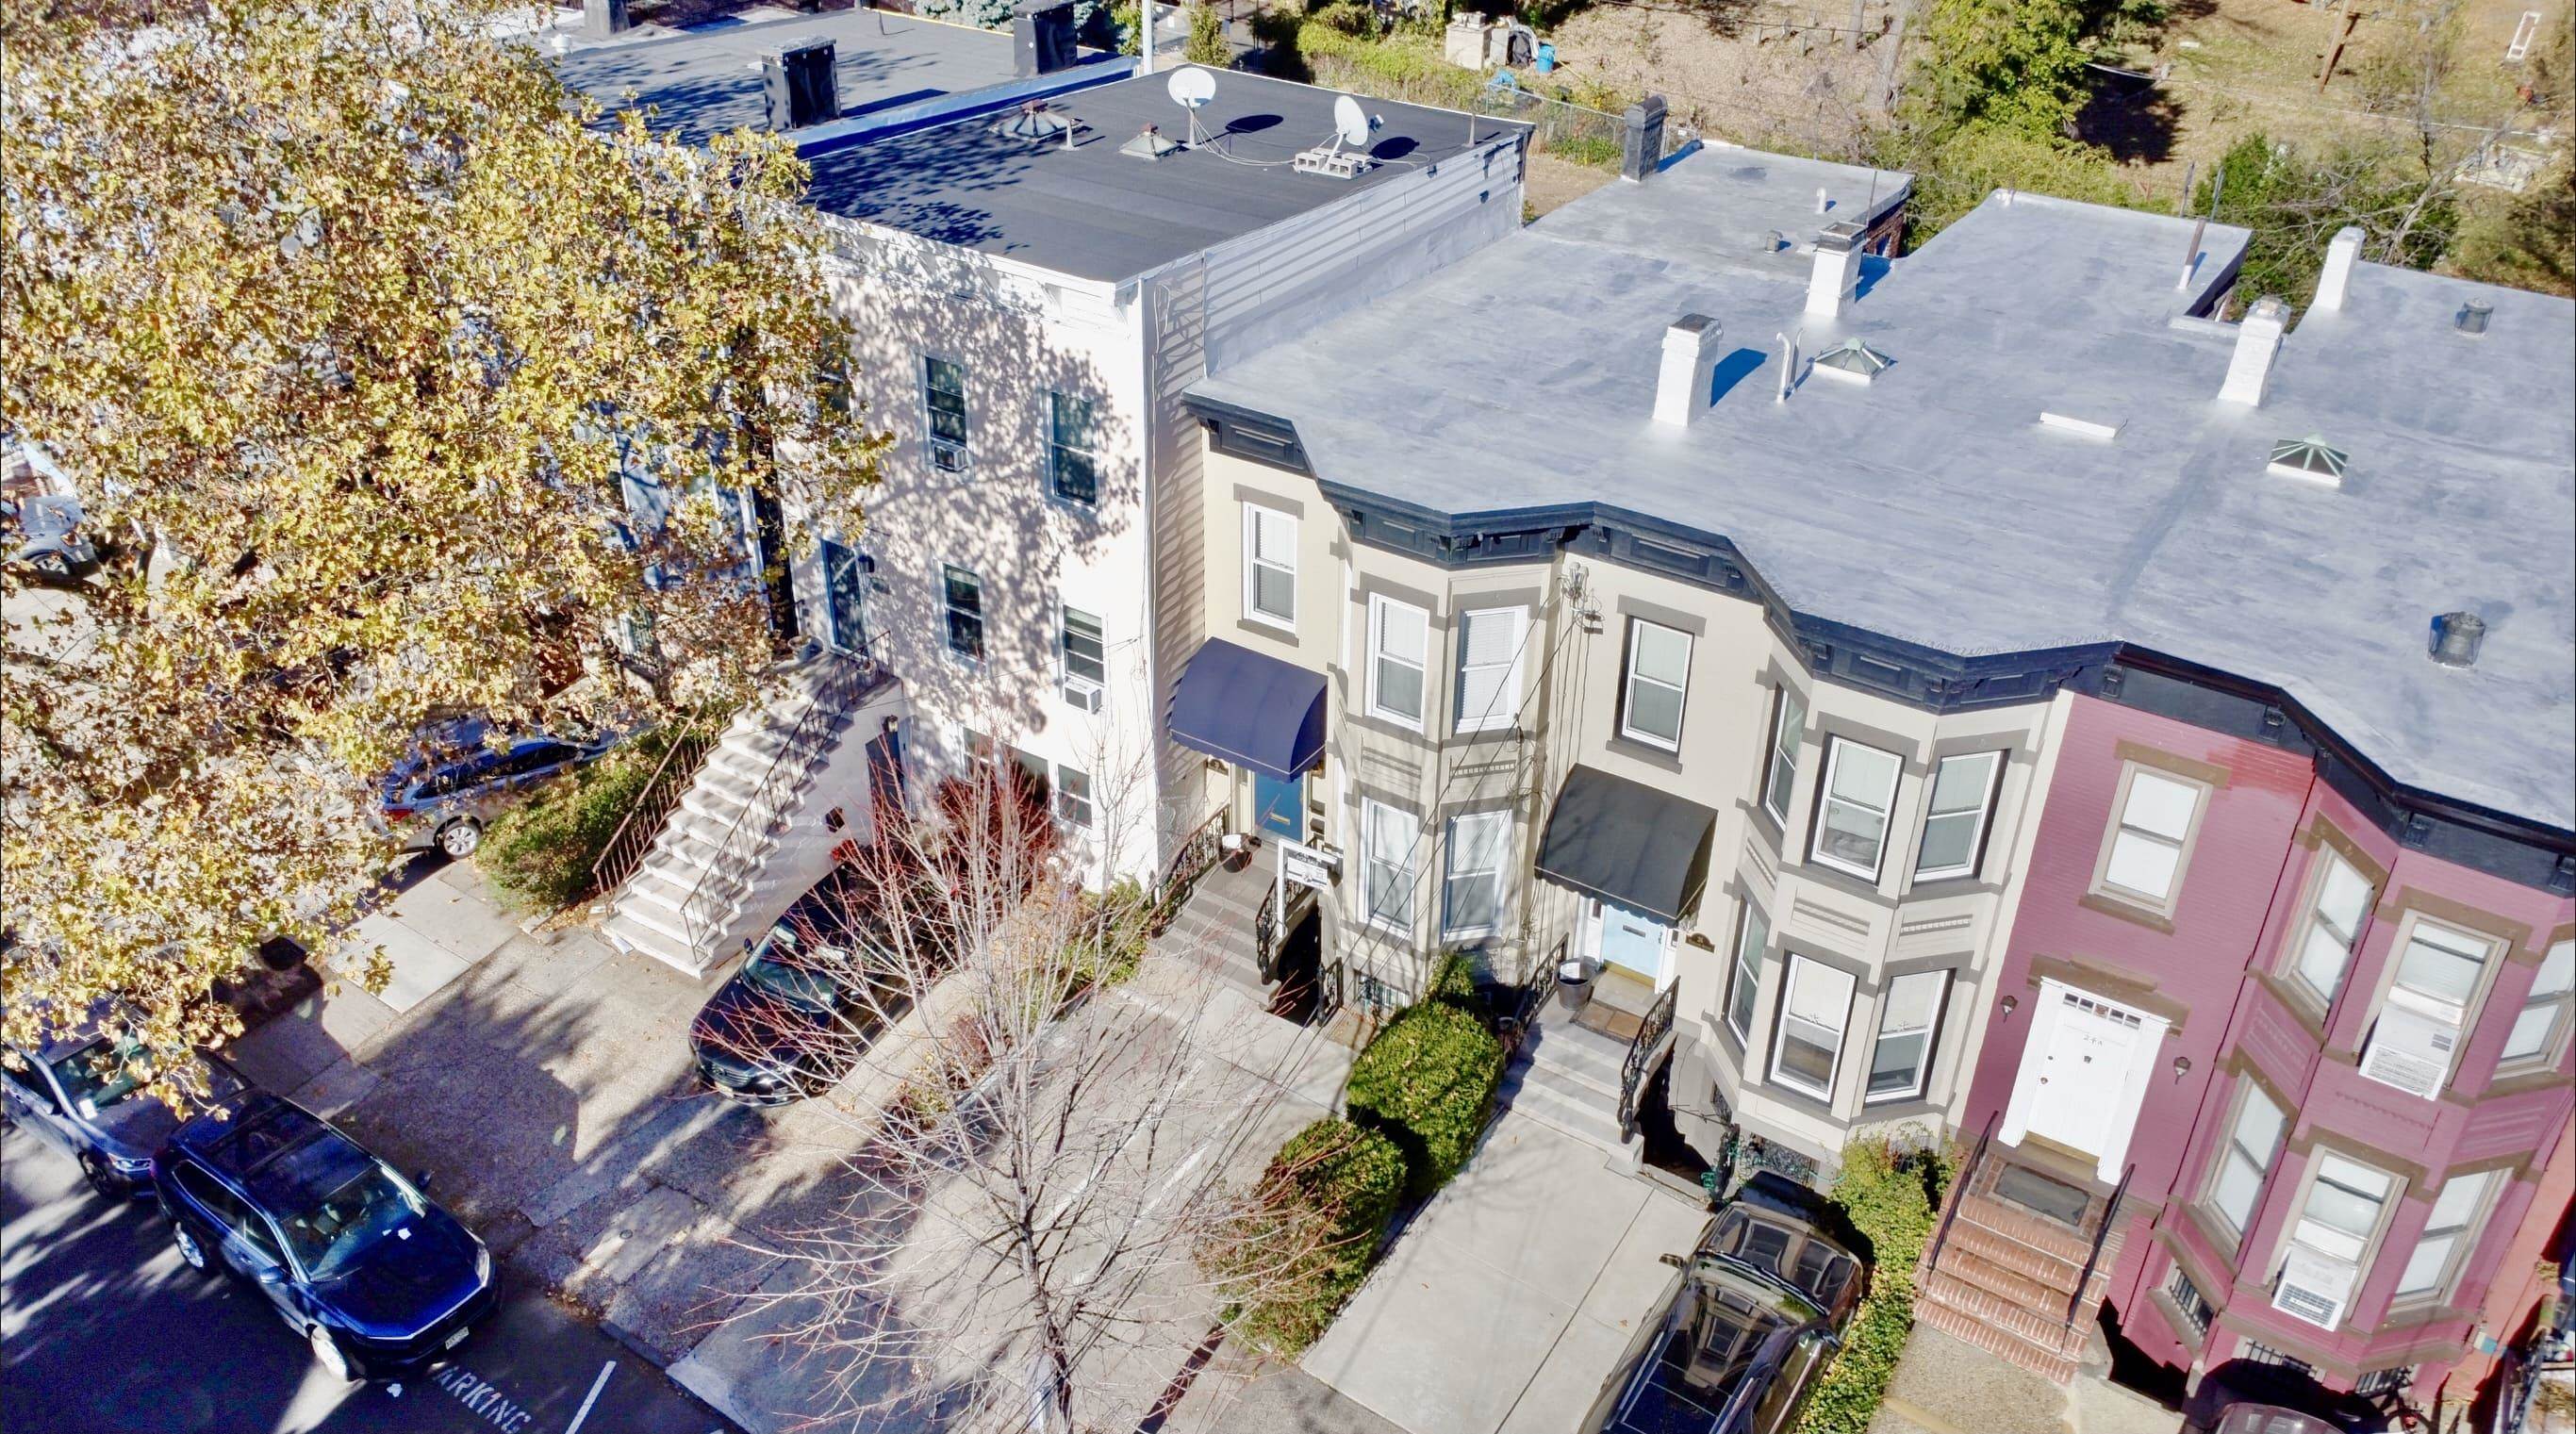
1954,1193,2100,1264
1914,1294,2083,1385
1919,1269,2092,1355
1929,1242,2106,1318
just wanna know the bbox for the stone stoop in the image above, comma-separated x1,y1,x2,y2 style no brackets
1916,1186,2129,1387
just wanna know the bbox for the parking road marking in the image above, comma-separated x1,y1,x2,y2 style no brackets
563,1360,616,1434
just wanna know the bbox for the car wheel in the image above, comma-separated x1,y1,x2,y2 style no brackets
308,1324,357,1384
28,552,71,581
77,1150,125,1197
436,818,483,860
171,1222,208,1272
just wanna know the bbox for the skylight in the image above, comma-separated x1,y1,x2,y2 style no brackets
2268,436,2349,486
1810,338,1892,384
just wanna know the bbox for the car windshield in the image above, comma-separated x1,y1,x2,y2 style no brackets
49,1034,151,1114
1596,1267,1800,1434
744,929,843,1009
268,1141,426,1277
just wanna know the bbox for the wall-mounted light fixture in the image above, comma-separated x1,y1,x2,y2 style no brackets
2172,1055,2192,1081
2000,995,2019,1018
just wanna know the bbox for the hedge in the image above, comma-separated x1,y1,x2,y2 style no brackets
480,736,673,912
1345,999,1504,1198
1220,1117,1407,1355
1794,1134,1956,1434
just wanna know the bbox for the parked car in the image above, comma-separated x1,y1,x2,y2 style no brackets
1580,1174,1867,1434
2,490,97,582
689,865,907,1105
372,716,617,860
154,1093,496,1383
0,1004,246,1197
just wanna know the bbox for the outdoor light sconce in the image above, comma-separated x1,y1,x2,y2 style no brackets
2000,995,2019,1018
2172,1056,2192,1082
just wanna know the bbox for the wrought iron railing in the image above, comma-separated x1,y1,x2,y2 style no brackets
1616,980,1680,1140
1155,804,1229,917
587,708,722,899
1926,1110,1998,1276
1494,936,1565,1054
2066,1161,2135,1330
1253,880,1313,983
677,651,872,956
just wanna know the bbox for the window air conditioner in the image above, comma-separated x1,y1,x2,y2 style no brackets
929,442,966,473
2272,1245,2360,1331
2359,1001,2458,1100
1063,676,1104,714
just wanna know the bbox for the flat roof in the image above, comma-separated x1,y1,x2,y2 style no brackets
1193,146,2576,831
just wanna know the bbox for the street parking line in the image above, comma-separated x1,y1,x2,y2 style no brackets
563,1360,616,1434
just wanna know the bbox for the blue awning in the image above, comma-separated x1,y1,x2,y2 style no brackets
1166,638,1327,782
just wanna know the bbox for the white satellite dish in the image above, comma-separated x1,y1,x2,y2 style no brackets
1332,94,1374,149
1166,66,1216,108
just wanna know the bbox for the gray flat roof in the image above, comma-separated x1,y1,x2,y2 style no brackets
1193,146,2576,831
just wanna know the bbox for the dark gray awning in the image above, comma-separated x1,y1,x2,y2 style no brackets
1534,766,1720,924
1164,637,1327,783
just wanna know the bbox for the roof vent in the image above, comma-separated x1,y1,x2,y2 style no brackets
1806,221,1863,318
2314,226,2364,311
2039,410,2122,440
1810,338,1891,384
1120,124,1181,161
1654,314,1726,426
2455,300,2493,336
2219,296,2290,406
2429,610,2486,668
1754,229,1787,254
761,40,838,131
2268,436,2348,486
995,100,1082,150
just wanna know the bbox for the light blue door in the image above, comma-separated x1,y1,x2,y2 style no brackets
1253,771,1302,840
1595,900,1669,981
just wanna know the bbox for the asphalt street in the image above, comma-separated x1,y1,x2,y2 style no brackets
0,1119,736,1434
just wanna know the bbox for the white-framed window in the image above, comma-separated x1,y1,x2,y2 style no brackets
922,355,968,471
2097,765,2208,910
2360,916,2497,1098
1243,504,1296,629
2208,1080,2287,1239
1761,687,1806,827
1913,751,2004,881
1453,607,1526,734
1053,764,1094,830
1047,390,1099,506
1441,811,1510,939
1809,738,1903,882
1866,970,1950,1104
2273,1153,2397,1330
1768,955,1855,1101
942,564,984,660
2386,918,2494,1025
1726,898,1770,1045
1059,604,1105,704
2394,1170,2496,1300
1618,619,1690,750
2289,849,2375,1004
1365,595,1429,729
2501,938,2574,1064
1361,799,1420,934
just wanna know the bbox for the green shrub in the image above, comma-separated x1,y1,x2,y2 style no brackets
1425,949,1484,1014
1345,1000,1503,1198
1184,1,1230,66
1309,0,1374,37
1216,1117,1407,1354
1794,1133,1957,1434
480,736,677,912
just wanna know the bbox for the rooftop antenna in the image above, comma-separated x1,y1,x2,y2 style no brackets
1293,94,1378,178
2178,160,2221,293
1165,65,1216,148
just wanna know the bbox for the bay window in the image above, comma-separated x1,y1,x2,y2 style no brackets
2208,1082,2287,1239
1760,687,1805,827
1442,811,1509,939
1362,799,1420,933
2289,849,2374,1004
2501,938,2574,1064
1866,970,1950,1103
1913,750,2003,881
1809,738,1902,882
1768,955,1855,1101
1366,596,1428,729
1726,898,1770,1045
2394,1170,2496,1300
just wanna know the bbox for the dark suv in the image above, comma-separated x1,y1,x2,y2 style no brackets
372,717,616,860
153,1094,496,1383
1581,1176,1867,1434
689,865,907,1105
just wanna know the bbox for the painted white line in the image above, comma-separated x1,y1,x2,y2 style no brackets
563,1360,617,1434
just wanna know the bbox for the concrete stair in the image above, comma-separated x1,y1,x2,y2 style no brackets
603,654,867,975
1497,1008,1629,1151
1915,1176,2129,1386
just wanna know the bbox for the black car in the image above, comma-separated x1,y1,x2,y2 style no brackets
1,1001,245,1197
153,1094,496,1383
1581,1176,1868,1434
690,867,907,1105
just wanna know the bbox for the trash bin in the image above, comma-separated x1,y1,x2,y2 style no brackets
1534,41,1556,73
1555,956,1592,1013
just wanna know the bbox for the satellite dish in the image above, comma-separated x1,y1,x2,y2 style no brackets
1332,94,1373,149
1166,66,1216,109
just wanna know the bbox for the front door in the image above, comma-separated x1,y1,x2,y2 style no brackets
822,538,867,656
1253,770,1302,841
1589,899,1670,984
2001,979,2166,1179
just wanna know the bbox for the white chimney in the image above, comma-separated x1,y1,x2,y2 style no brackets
2220,296,2291,406
1654,314,1725,426
2314,226,2364,312
1807,222,1863,319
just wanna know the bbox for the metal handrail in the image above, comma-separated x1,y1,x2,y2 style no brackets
1926,1110,1998,1276
679,651,869,955
1617,980,1680,1140
2066,1161,2136,1329
1157,804,1229,909
587,704,722,898
1496,935,1565,1052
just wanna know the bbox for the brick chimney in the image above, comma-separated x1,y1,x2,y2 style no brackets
1654,314,1725,426
2219,296,2290,406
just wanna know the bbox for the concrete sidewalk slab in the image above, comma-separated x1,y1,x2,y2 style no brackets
227,983,396,1093
1402,1115,1650,1307
355,914,475,1013
1493,1308,1632,1434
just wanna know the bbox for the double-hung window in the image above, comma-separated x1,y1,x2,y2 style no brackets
1053,764,1095,830
2501,938,2575,1064
1243,504,1296,628
1619,619,1690,750
2273,1153,2396,1330
1453,608,1526,734
2395,1171,2496,1300
1366,596,1429,729
2289,849,2374,1005
923,356,968,470
1768,955,1854,1101
1913,752,2003,882
1761,688,1806,827
2208,1082,2287,1239
1809,738,1903,882
1361,799,1420,934
1060,605,1105,701
942,564,984,660
1866,970,1950,1103
2097,766,2207,911
1726,898,1770,1045
1442,811,1509,939
1047,391,1099,506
